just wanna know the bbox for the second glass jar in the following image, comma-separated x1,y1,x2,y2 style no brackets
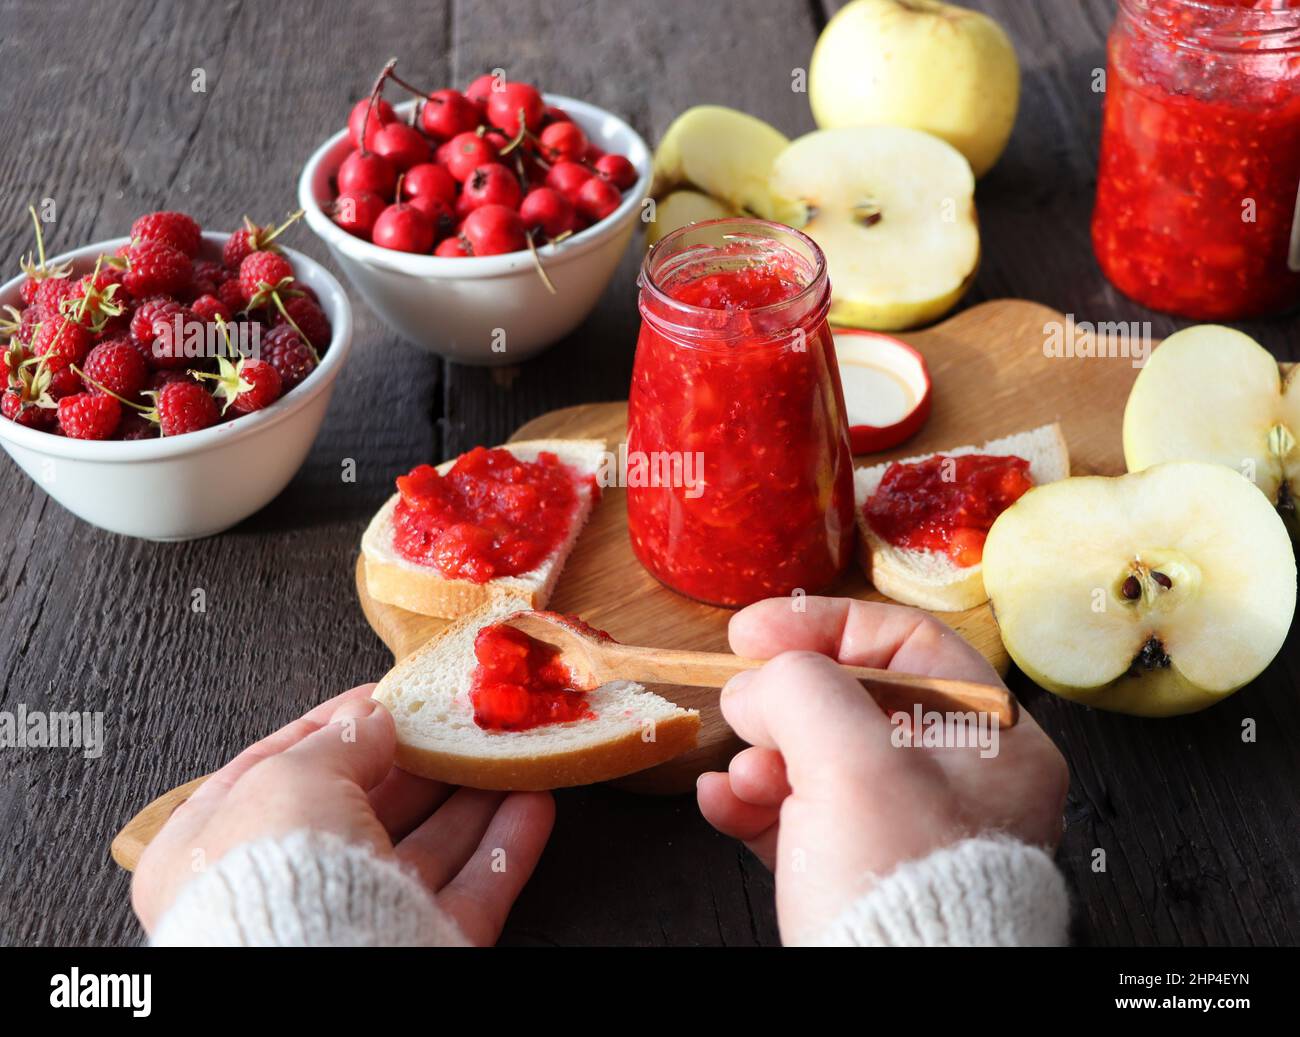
626,218,855,608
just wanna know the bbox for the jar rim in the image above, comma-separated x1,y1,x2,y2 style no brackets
639,217,828,327
1119,0,1300,53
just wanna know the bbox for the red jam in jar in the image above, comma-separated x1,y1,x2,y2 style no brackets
627,219,855,607
391,447,592,583
1093,0,1300,319
864,454,1034,568
469,620,594,731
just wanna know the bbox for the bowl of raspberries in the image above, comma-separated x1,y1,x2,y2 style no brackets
299,65,649,364
0,208,353,540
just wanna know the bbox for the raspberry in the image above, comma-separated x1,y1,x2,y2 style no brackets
57,393,121,440
33,277,76,318
16,307,40,346
147,368,191,393
272,295,331,351
238,251,294,307
129,297,178,347
47,366,83,400
1,388,54,430
1,340,29,385
116,410,156,440
190,259,225,297
83,339,149,399
122,240,193,298
33,317,92,372
130,211,202,257
191,293,231,324
146,303,198,370
201,355,283,415
262,325,317,390
217,279,245,315
222,212,302,271
148,379,219,437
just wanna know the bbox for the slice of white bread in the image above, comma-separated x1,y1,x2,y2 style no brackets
362,439,607,619
854,423,1070,612
372,598,701,790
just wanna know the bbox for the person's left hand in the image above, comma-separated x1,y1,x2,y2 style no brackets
131,684,554,945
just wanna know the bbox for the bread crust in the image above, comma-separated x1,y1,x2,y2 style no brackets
389,712,702,791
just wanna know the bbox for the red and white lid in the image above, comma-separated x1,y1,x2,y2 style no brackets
833,329,932,455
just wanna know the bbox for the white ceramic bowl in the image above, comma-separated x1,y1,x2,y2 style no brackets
298,95,650,365
0,232,354,541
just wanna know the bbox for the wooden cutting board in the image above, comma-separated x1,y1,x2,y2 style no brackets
357,299,1142,794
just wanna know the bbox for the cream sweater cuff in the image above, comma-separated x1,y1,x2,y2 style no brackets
151,829,469,947
805,836,1070,947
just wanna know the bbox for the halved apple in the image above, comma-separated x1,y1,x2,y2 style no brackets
651,106,797,223
983,462,1295,717
768,126,979,331
644,189,735,249
1124,324,1300,535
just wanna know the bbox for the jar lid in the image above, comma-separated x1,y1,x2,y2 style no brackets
834,329,932,455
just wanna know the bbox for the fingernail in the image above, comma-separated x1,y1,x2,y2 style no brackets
720,669,755,699
330,697,379,724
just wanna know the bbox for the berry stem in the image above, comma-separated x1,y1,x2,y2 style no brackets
360,58,399,157
525,230,558,296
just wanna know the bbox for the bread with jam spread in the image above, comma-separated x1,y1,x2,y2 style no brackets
362,439,607,619
854,424,1070,612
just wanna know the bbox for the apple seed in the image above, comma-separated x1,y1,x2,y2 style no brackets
1121,575,1141,600
1151,571,1172,589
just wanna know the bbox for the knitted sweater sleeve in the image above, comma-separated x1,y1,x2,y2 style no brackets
150,830,1066,947
151,829,468,947
804,836,1070,947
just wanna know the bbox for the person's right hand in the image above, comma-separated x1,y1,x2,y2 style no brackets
696,597,1069,944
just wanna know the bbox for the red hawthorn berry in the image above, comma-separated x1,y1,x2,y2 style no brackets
371,121,431,172
486,81,544,134
520,187,576,238
538,121,588,163
576,176,623,222
460,205,527,256
595,153,637,191
421,89,481,140
332,189,387,238
457,163,523,217
348,96,397,150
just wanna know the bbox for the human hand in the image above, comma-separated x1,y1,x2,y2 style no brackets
696,597,1068,944
131,684,554,945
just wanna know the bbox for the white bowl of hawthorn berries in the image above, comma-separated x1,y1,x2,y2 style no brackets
298,68,650,365
0,210,353,541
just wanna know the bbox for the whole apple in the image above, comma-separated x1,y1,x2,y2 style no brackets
809,0,1020,178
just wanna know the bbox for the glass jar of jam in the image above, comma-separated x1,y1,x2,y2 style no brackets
627,218,855,607
1093,0,1300,320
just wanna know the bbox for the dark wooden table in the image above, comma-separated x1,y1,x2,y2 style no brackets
1,0,1296,947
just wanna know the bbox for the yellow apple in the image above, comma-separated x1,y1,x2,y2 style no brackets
644,189,735,249
809,0,1020,178
768,125,979,331
1124,324,1300,535
651,106,798,222
983,462,1296,717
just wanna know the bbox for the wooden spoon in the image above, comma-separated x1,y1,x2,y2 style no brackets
111,613,1016,872
501,611,1017,727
